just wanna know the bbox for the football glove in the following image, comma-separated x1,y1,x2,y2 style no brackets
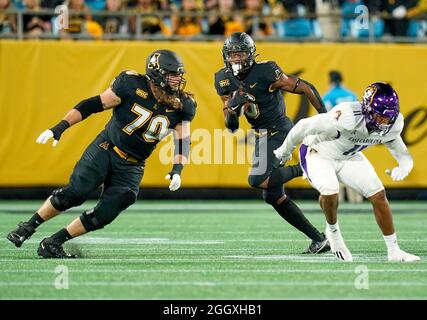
36,120,70,147
165,173,181,191
273,147,292,163
36,129,58,147
228,89,253,113
385,167,410,182
165,164,183,191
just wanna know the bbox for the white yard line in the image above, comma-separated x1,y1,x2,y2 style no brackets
1,268,427,273
1,238,425,245
1,256,425,263
1,280,427,287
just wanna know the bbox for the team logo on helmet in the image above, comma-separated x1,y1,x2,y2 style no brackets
362,85,377,106
147,53,161,70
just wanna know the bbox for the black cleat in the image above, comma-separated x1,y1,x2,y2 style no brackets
303,233,331,254
7,222,36,248
37,238,76,259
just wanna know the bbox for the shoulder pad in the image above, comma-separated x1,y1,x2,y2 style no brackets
329,102,359,131
388,113,404,135
256,60,271,64
125,70,140,76
111,71,135,98
255,61,283,85
215,68,232,95
181,94,197,122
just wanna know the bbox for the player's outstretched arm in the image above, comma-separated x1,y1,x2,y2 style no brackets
165,121,191,191
384,136,414,181
270,74,327,114
274,113,337,162
36,88,121,147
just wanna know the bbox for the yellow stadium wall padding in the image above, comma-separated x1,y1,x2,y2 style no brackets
1,40,426,188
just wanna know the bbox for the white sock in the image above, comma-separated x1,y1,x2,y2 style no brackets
383,233,399,252
327,222,342,241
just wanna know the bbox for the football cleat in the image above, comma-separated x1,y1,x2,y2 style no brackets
388,249,420,262
326,228,353,262
303,233,330,254
37,238,76,259
7,222,36,248
333,247,353,262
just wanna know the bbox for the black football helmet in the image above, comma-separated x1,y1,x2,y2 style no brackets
146,49,186,95
222,32,256,77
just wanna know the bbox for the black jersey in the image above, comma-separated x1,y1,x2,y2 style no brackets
105,70,196,161
215,61,290,130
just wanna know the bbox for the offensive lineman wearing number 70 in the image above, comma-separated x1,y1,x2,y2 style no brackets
6,50,197,258
274,82,420,262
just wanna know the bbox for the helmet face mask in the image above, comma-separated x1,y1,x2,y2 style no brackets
146,50,186,96
222,32,256,76
361,82,399,136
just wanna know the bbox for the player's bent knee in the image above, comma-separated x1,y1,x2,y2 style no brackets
248,174,268,189
80,187,138,232
120,187,138,208
80,209,104,232
262,187,285,206
318,184,340,196
367,189,386,202
50,186,86,212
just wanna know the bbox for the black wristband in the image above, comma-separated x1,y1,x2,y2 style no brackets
170,163,184,176
50,120,70,140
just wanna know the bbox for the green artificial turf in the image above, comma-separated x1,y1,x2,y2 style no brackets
0,200,426,300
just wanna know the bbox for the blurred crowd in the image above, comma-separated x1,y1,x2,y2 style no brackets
1,0,427,39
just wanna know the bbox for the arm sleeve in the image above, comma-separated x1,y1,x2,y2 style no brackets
110,71,129,99
277,113,339,157
384,136,414,172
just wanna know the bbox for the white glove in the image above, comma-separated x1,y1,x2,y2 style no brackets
273,147,292,163
36,129,58,147
386,167,409,181
165,173,181,191
392,5,407,19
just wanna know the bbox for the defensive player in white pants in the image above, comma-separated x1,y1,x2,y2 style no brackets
274,82,420,262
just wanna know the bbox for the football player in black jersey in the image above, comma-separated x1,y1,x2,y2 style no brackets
7,49,196,258
215,32,330,254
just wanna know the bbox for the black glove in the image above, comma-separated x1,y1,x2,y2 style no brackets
227,88,251,113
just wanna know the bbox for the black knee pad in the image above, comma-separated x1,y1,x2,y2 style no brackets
248,174,268,189
80,209,104,232
50,186,86,212
262,186,285,206
80,187,137,232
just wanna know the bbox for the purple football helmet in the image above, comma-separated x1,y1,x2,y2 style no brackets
361,82,400,135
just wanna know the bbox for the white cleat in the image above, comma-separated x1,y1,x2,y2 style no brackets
388,249,420,262
326,228,353,262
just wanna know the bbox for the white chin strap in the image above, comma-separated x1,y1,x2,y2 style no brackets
231,64,242,76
